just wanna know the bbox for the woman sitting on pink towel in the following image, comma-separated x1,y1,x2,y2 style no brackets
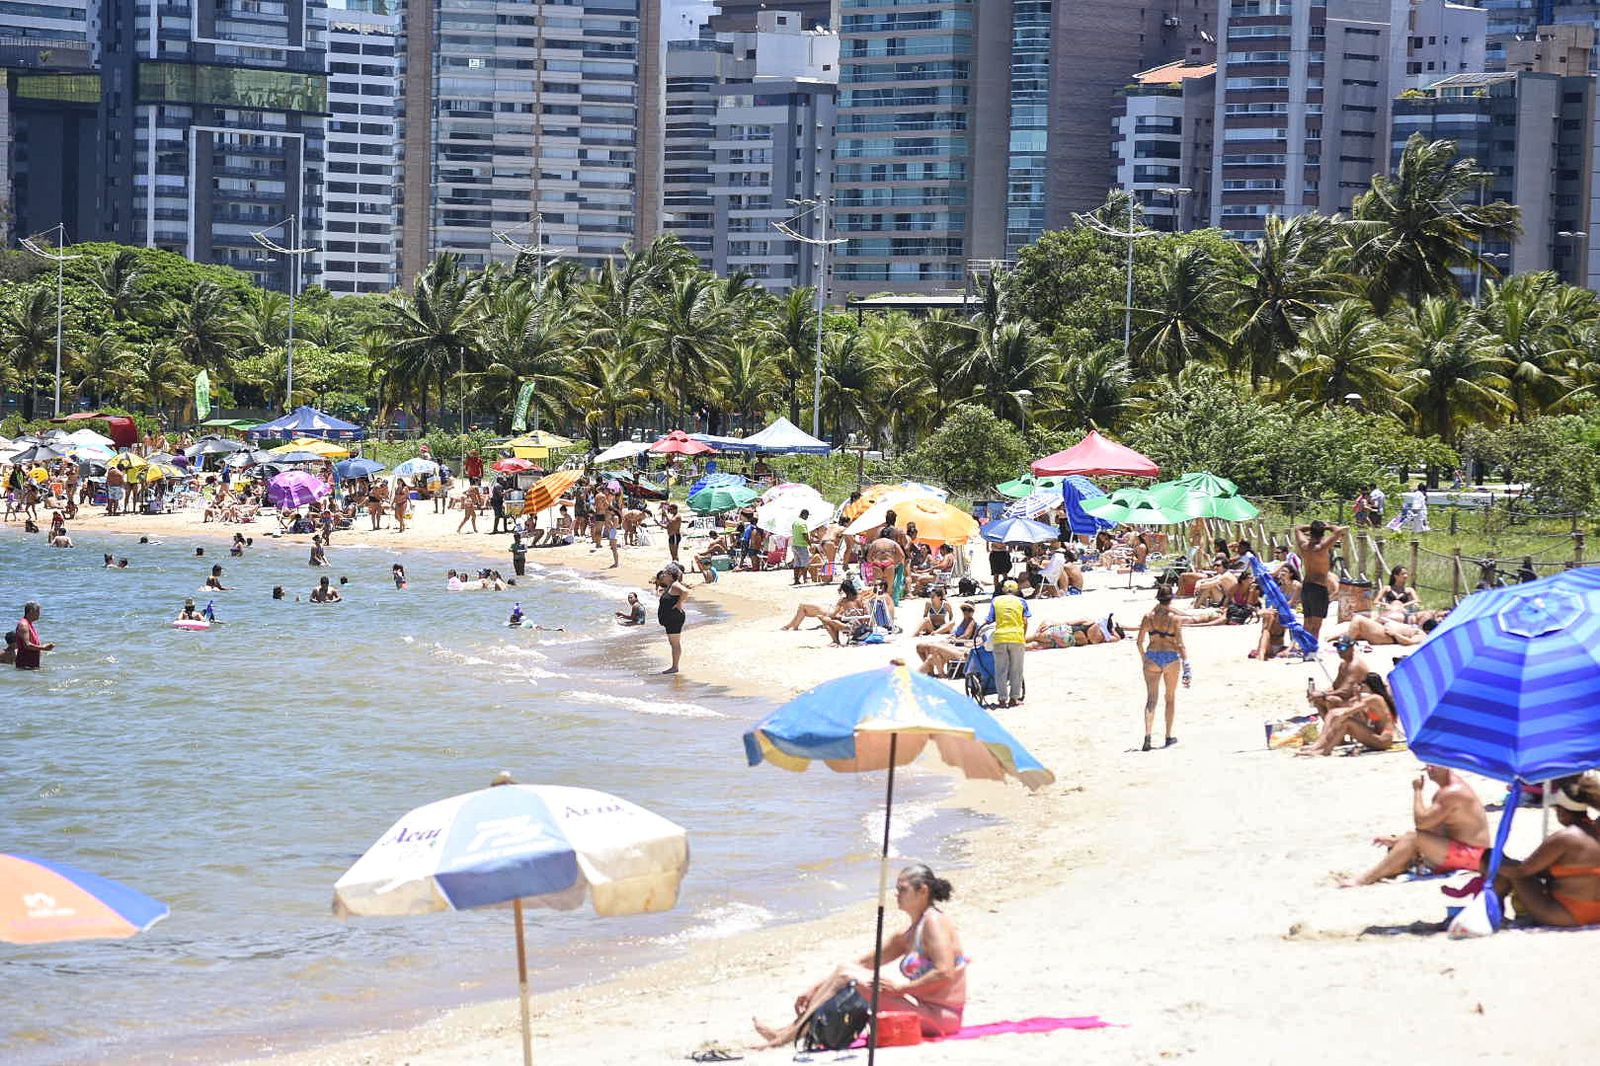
754,863,968,1047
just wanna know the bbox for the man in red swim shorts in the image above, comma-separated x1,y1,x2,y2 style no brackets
1340,765,1491,887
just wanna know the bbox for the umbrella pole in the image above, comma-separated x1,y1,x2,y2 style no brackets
513,898,533,1066
1482,781,1524,931
867,732,898,1066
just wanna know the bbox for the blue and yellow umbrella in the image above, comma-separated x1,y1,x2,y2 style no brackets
745,663,1052,1062
0,853,169,943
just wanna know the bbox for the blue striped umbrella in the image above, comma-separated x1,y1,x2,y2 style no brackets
1246,552,1317,656
979,515,1059,544
1389,568,1600,933
745,663,1052,1063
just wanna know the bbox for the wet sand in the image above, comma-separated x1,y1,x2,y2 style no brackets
37,500,1599,1063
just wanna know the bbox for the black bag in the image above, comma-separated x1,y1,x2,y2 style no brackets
957,576,979,597
1226,601,1254,625
801,984,871,1052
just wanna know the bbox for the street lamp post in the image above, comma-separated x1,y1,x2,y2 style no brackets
20,224,85,417
250,215,318,413
774,197,848,440
494,212,573,289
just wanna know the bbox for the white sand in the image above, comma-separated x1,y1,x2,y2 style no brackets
47,502,1597,1063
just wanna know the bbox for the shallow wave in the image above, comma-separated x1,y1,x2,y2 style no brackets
564,690,725,719
647,901,775,945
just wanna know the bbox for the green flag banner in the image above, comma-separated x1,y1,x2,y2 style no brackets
195,370,212,422
511,380,535,433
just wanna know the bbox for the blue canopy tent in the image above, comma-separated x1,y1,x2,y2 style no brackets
246,406,366,441
1389,568,1600,932
689,432,753,453
1061,475,1112,536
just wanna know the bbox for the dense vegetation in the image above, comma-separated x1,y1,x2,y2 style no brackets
4,136,1600,508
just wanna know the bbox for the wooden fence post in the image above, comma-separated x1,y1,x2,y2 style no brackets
1357,532,1370,581
1451,548,1463,603
1410,539,1420,587
1577,533,1587,568
1373,536,1389,586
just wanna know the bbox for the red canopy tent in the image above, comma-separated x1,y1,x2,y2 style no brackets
52,412,139,449
649,430,717,457
1031,431,1159,478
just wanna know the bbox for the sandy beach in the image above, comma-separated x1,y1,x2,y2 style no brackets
44,500,1600,1064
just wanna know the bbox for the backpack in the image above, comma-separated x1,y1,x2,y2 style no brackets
957,576,979,597
801,984,871,1052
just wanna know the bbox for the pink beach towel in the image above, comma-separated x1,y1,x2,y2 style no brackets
852,1015,1117,1048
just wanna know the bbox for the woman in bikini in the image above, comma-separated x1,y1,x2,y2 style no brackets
913,587,953,636
392,478,410,533
1493,774,1600,927
916,603,980,674
754,863,967,1047
1137,585,1188,751
1376,565,1420,621
1298,673,1398,755
1024,614,1123,650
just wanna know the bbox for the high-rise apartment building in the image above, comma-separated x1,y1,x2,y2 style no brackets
664,35,746,261
1208,0,1484,242
324,0,400,294
400,0,660,280
1111,61,1217,233
709,0,835,32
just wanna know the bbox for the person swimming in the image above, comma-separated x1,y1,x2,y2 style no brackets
203,564,232,591
508,603,525,628
176,599,203,622
446,569,465,591
272,586,285,600
117,558,129,569
392,563,407,589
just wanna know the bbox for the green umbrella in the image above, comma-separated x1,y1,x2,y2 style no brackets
1081,489,1188,525
1147,478,1260,521
1171,471,1239,496
689,484,759,515
994,474,1063,499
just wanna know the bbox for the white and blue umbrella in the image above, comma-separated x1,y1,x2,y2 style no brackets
391,457,440,479
979,515,1058,545
335,778,688,1065
333,457,386,481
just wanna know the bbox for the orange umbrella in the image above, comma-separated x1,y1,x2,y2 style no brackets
522,469,582,515
844,497,979,546
840,483,926,522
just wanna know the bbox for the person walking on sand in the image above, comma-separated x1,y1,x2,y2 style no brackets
603,506,621,568
1136,586,1188,751
13,601,55,670
664,503,683,564
654,569,689,674
457,482,481,533
791,509,813,586
392,478,410,533
1292,519,1346,644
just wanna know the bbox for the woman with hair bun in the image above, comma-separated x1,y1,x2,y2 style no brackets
753,863,968,1047
1492,774,1600,927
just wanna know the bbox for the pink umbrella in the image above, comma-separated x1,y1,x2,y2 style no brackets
1031,430,1159,478
267,470,331,509
493,458,535,474
649,430,716,457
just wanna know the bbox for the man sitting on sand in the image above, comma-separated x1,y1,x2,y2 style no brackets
1308,637,1369,714
1340,765,1490,887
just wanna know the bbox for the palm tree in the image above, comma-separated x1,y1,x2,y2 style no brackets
1349,134,1521,313
234,289,289,357
379,254,481,432
0,285,60,419
169,281,239,378
706,341,779,434
1222,214,1349,387
819,330,880,442
1475,272,1586,421
964,320,1058,428
1394,296,1511,447
579,335,651,446
885,311,977,441
764,287,817,425
1050,343,1133,431
642,273,729,425
1280,299,1406,411
472,279,580,432
1130,245,1231,380
69,332,133,407
94,248,151,323
115,343,193,419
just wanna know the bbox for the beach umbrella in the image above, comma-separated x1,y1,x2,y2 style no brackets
270,437,352,459
267,449,329,465
756,491,832,534
127,461,184,484
898,480,948,500
521,468,582,515
1171,470,1239,496
1148,477,1260,521
267,470,330,509
506,430,577,452
186,437,247,457
1,853,170,943
745,663,1053,1066
758,481,816,505
1245,552,1316,657
649,430,716,456
592,439,651,465
979,515,1059,544
493,457,536,474
1081,488,1187,526
688,471,746,497
224,449,273,468
334,777,688,1066
64,428,114,449
66,442,115,460
1389,568,1600,932
840,484,940,523
844,496,979,545
105,451,148,471
1032,430,1159,478
689,483,759,515
392,457,440,479
334,457,386,480
995,474,1063,499
8,442,71,463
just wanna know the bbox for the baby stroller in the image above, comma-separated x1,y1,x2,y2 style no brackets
961,638,1023,708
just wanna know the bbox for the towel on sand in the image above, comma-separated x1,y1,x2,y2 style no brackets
851,1015,1117,1048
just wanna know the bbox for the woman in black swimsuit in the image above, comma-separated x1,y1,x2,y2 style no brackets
914,587,953,636
654,569,690,675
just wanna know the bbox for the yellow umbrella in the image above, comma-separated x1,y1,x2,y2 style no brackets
506,431,576,450
522,469,582,516
270,438,351,459
844,496,979,546
128,461,184,484
841,483,914,521
510,446,550,461
106,452,149,471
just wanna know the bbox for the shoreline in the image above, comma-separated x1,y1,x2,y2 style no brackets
16,501,1600,1064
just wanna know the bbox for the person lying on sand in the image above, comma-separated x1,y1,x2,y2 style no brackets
1492,775,1600,927
753,864,967,1048
1339,613,1443,647
916,603,980,675
1024,614,1123,650
1308,637,1369,714
1339,766,1490,887
1298,674,1398,756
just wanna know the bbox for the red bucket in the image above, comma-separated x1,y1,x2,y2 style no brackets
876,1012,922,1047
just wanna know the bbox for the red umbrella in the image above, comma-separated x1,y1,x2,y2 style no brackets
1031,430,1159,478
492,458,534,474
648,430,717,457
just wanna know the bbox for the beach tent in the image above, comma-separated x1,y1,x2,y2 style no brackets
1031,430,1158,478
689,432,754,452
592,440,651,465
246,406,366,442
52,412,138,448
740,416,832,455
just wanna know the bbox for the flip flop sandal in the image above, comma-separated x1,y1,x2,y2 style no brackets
688,1049,743,1062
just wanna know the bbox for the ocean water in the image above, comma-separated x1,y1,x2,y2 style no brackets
0,528,974,1064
